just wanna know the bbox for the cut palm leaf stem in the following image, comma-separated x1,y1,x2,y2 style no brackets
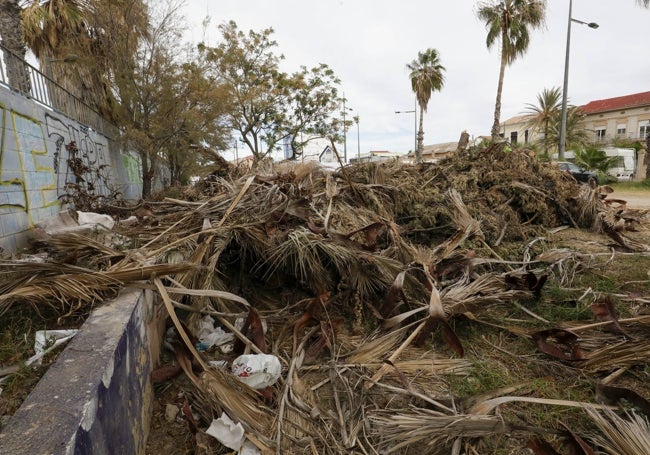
154,277,209,371
469,396,617,415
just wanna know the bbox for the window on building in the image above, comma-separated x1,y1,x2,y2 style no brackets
510,131,518,144
617,124,626,136
640,121,650,140
524,129,529,144
595,127,606,142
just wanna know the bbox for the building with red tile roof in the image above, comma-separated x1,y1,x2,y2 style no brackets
501,90,650,148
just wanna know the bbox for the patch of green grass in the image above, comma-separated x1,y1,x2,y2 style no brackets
447,358,515,398
609,181,650,190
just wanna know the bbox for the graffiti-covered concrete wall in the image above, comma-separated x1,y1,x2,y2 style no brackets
0,86,143,253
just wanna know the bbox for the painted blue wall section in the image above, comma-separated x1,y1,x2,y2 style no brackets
0,86,143,253
0,287,159,455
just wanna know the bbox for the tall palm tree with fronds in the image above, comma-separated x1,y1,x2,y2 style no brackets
477,0,546,142
0,0,31,93
407,48,445,163
523,86,561,154
22,0,96,111
548,105,588,151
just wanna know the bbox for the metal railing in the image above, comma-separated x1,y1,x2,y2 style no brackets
0,43,116,138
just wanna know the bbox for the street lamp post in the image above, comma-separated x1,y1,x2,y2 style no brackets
395,99,417,155
341,94,354,163
354,115,360,162
558,0,598,159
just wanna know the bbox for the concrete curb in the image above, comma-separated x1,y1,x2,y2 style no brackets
0,287,165,455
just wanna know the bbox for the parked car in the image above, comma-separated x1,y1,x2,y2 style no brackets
555,161,599,185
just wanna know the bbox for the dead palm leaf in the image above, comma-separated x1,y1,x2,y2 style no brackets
369,408,510,454
585,407,650,455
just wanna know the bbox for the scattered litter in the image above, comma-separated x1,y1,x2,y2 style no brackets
231,354,282,389
165,403,179,423
27,329,79,366
205,412,245,450
195,315,234,353
76,211,115,230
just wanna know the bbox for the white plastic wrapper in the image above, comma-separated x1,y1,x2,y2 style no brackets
206,413,245,450
231,354,282,389
28,329,79,366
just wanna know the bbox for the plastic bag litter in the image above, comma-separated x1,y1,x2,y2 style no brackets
231,354,282,389
28,329,79,366
195,315,234,352
205,413,261,454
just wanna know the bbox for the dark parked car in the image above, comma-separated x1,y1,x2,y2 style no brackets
555,161,598,185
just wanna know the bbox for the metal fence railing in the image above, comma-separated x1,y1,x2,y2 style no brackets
0,43,116,139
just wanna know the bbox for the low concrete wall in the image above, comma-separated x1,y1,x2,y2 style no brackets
0,287,166,455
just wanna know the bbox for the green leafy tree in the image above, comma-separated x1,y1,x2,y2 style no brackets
477,0,546,141
523,87,561,154
407,48,445,163
200,21,343,163
108,1,230,196
0,0,31,92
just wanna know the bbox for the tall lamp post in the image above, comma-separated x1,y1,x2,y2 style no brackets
558,0,598,159
353,115,360,162
395,97,417,155
342,95,353,163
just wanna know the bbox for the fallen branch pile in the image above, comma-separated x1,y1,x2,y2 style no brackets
2,145,650,454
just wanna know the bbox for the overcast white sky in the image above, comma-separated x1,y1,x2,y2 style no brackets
181,0,649,157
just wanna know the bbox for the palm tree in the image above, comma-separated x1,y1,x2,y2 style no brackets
477,0,546,142
21,0,147,120
548,106,588,151
21,0,94,111
638,0,649,7
407,48,445,163
523,87,562,154
573,146,618,173
0,0,31,93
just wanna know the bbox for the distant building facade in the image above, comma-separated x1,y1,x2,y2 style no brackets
501,90,650,147
349,150,403,163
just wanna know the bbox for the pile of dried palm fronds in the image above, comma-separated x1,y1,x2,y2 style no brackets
3,145,650,453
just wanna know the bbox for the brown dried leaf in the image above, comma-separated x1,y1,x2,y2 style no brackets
591,297,625,335
380,271,407,318
532,329,585,361
596,383,650,418
560,423,596,455
233,308,267,354
525,437,561,455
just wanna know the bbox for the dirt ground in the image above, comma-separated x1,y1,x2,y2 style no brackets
610,188,650,208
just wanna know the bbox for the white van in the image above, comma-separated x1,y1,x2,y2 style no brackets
600,147,636,181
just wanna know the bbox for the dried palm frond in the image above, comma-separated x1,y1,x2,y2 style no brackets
38,231,126,264
0,261,192,316
570,181,604,231
441,272,532,315
586,407,650,455
578,339,650,372
600,211,650,252
261,227,401,297
369,408,510,454
199,366,274,438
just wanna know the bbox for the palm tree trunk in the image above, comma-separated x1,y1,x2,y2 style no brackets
543,119,549,154
491,32,508,141
416,104,425,163
0,0,31,93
